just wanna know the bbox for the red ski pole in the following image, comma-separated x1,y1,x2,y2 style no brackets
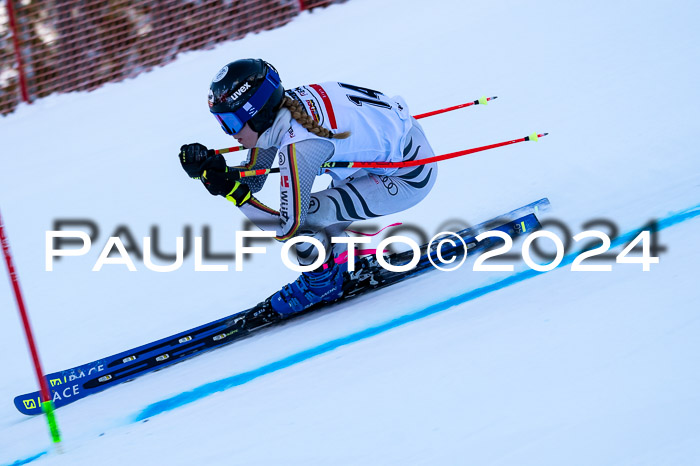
413,96,496,119
211,146,245,156
233,132,548,178
211,96,497,155
331,132,549,170
0,210,62,445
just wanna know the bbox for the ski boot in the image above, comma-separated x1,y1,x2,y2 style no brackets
270,258,346,317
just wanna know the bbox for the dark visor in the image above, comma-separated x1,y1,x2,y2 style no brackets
211,67,281,135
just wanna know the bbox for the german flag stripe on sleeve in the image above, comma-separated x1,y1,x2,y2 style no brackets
249,197,278,216
243,147,259,169
277,144,302,241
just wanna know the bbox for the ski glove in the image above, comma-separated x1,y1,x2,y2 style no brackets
202,168,252,206
179,143,226,178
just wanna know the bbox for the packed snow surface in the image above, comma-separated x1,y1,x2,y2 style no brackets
1,0,699,464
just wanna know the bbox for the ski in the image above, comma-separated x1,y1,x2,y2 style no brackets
14,198,549,415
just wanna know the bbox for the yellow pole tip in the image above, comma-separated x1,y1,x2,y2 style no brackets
478,96,488,106
529,132,539,142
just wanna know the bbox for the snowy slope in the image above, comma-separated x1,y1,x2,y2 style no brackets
1,0,699,464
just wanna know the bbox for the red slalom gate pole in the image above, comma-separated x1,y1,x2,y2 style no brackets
6,0,30,103
0,210,62,445
212,96,497,155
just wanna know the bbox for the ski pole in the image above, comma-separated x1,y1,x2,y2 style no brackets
209,96,497,155
209,146,245,156
232,132,548,179
0,210,62,446
413,96,496,119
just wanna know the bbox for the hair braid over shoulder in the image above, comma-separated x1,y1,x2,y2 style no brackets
281,97,351,140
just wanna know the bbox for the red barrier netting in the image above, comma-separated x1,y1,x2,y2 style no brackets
0,0,345,115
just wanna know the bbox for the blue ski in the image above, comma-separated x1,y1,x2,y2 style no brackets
14,198,549,415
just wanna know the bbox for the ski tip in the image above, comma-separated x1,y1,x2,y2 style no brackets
490,96,498,100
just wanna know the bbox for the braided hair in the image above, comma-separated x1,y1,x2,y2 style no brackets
281,97,351,140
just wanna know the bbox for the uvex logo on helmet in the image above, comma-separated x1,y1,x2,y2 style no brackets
231,82,252,101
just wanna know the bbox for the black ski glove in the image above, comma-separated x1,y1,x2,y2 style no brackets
202,168,252,206
179,143,226,178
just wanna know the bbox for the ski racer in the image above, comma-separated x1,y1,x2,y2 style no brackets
179,59,437,317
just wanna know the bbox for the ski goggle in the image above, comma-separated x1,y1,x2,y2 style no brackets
211,66,281,135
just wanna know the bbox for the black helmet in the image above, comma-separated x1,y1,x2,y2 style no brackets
208,59,284,135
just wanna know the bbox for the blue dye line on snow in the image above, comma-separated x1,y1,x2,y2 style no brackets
1,451,48,466
132,202,700,422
